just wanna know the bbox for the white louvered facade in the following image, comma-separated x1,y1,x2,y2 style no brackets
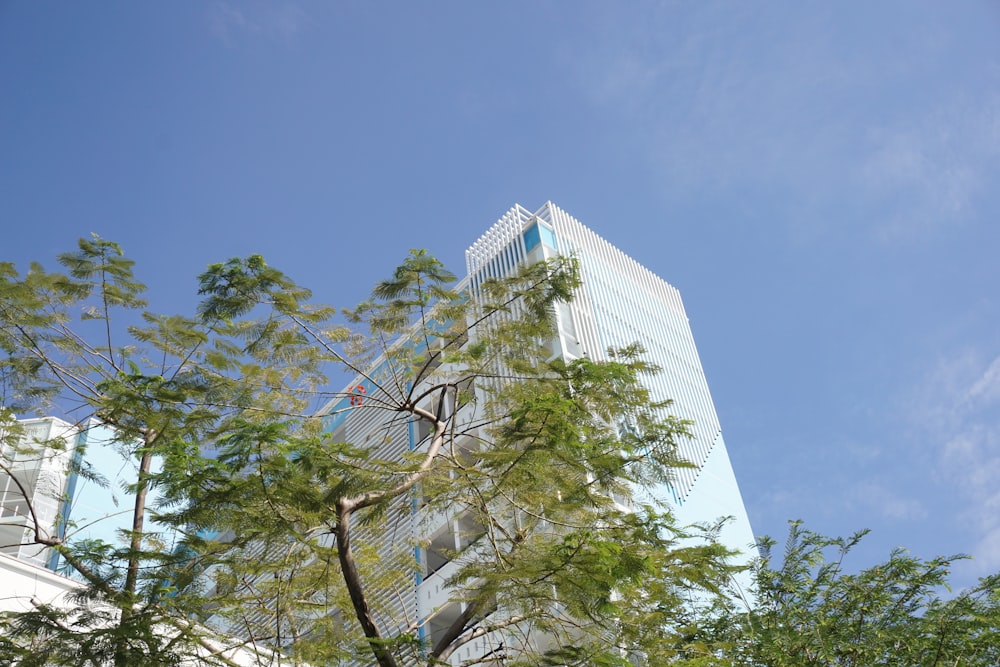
468,202,754,540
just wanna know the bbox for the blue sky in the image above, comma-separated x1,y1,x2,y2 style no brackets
3,1,999,588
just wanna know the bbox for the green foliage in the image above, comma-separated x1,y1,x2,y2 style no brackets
0,238,734,666
4,237,998,667
690,522,1000,667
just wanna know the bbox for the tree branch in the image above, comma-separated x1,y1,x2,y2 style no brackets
334,503,399,667
342,390,452,513
433,613,532,664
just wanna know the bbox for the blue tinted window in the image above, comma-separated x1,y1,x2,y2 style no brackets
539,224,558,250
523,223,541,251
523,222,557,252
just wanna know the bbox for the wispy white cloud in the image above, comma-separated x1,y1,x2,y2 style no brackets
908,349,1000,575
563,4,1000,241
208,1,309,46
848,481,926,521
860,96,1000,239
968,525,1000,576
968,355,1000,403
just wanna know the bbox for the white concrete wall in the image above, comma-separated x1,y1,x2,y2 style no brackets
0,551,81,614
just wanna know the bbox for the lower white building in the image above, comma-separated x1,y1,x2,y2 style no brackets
0,417,80,569
0,551,282,666
0,416,156,574
0,550,81,615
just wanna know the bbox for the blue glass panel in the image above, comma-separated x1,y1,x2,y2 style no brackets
523,223,541,252
539,224,558,250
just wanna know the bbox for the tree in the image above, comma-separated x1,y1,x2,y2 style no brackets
680,522,1000,667
1,238,740,666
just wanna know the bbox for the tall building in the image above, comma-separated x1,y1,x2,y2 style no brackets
466,203,754,550
317,202,756,665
